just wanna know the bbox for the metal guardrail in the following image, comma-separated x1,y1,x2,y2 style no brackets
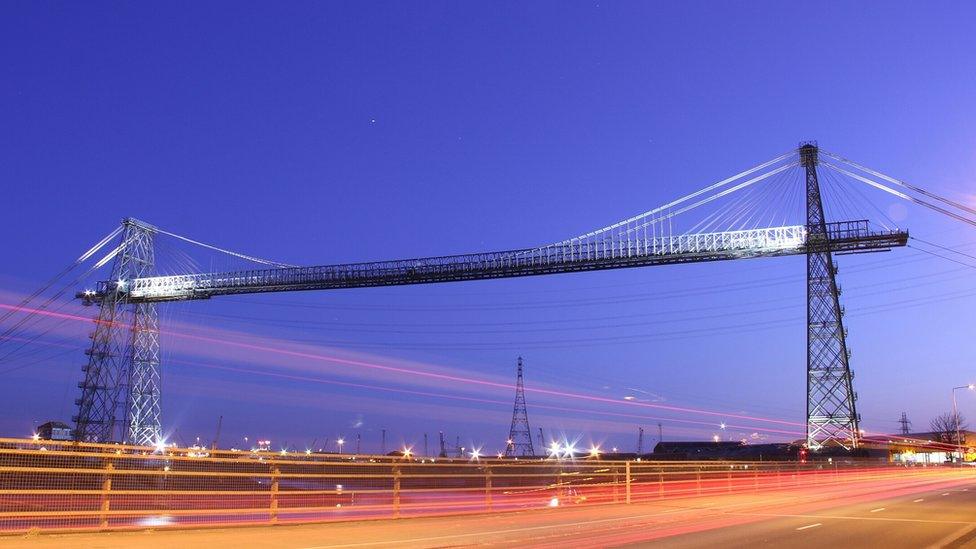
0,438,959,534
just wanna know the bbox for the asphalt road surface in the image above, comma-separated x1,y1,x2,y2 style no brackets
3,472,975,548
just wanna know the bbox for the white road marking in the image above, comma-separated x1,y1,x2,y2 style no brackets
913,498,924,502
942,492,951,496
727,511,976,526
870,508,885,513
796,523,822,531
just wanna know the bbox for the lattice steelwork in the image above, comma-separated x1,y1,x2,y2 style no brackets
801,144,859,450
74,218,162,445
82,222,904,304
70,146,911,454
505,357,535,457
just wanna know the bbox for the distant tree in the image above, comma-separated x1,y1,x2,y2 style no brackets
930,412,967,444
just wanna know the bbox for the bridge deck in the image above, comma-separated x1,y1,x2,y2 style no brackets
83,220,907,304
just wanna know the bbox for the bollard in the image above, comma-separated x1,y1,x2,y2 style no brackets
99,460,114,529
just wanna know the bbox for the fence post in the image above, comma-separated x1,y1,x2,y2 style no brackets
485,465,493,511
625,461,632,504
613,466,620,503
696,469,702,495
99,460,113,529
270,465,280,524
393,465,401,518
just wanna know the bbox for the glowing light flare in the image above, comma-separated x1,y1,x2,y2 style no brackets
548,442,561,456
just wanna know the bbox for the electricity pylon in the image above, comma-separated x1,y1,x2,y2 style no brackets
505,357,535,457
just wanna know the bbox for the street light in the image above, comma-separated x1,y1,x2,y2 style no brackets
951,384,975,461
336,437,345,454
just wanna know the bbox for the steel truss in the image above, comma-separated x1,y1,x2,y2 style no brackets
74,146,909,449
802,143,860,450
74,218,162,445
83,221,905,305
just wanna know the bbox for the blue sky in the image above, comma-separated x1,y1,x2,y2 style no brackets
1,2,975,453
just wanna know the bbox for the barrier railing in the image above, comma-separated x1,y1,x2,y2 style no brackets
0,438,967,534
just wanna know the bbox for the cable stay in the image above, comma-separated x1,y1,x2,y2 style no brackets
77,146,905,305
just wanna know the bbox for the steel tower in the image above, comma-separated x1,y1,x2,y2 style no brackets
802,143,860,450
74,218,162,445
505,357,535,457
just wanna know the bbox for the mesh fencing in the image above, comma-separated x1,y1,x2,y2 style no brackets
0,437,966,534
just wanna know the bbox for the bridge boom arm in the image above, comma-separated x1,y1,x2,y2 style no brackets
79,220,907,304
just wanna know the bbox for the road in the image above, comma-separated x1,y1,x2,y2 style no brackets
2,470,975,548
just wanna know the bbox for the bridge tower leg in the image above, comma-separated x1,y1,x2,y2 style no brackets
801,143,859,450
74,218,162,446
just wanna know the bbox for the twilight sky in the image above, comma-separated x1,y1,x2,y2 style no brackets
1,2,975,454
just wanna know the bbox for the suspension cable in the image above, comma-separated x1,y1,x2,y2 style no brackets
153,227,296,268
822,150,976,217
821,162,976,229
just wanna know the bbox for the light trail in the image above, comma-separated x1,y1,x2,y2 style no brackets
0,300,808,430
170,358,806,438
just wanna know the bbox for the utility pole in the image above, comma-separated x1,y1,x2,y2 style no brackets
424,433,429,457
898,412,912,436
637,427,644,455
658,422,663,444
381,429,386,455
356,433,361,455
438,431,447,458
506,357,535,457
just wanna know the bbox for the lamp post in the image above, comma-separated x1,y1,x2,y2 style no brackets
336,437,345,455
951,384,974,461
